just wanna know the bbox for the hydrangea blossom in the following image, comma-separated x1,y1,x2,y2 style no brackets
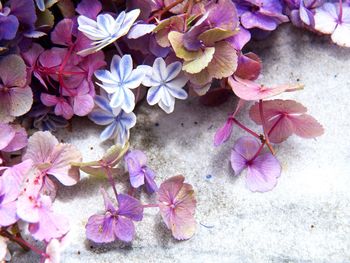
142,58,188,114
125,150,158,193
230,136,281,192
89,94,137,145
94,55,144,113
77,9,140,56
86,188,143,243
0,176,18,227
314,2,350,47
157,175,196,240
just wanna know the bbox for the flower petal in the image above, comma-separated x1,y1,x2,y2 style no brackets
89,109,115,125
114,216,135,242
117,194,143,221
100,122,117,141
86,214,116,243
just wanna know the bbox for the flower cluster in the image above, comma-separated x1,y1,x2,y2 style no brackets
0,127,81,262
0,0,339,261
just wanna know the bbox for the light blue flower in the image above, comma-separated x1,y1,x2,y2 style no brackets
89,94,136,146
94,54,144,113
77,9,140,56
141,58,188,114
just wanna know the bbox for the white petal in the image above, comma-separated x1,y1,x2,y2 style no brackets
314,3,338,34
166,86,188,100
159,99,175,114
165,74,189,90
331,23,350,47
147,86,163,105
124,68,145,89
97,14,116,36
120,88,136,113
109,87,124,108
100,122,117,141
153,57,167,81
118,55,133,81
95,70,119,85
118,9,141,37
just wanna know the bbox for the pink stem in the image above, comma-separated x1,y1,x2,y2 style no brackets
259,100,275,155
232,118,260,138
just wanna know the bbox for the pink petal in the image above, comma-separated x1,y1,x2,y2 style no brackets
17,194,40,223
2,125,28,152
44,239,61,263
1,159,33,193
289,115,324,139
158,175,185,204
0,123,15,150
23,131,58,164
8,86,33,118
234,52,262,81
55,99,74,120
0,54,26,87
73,94,94,116
48,143,82,186
229,76,302,101
114,216,135,242
41,93,59,106
214,118,234,147
29,196,69,242
232,136,260,161
51,18,74,46
0,201,17,227
246,153,281,192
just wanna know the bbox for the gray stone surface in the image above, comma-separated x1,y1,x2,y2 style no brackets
12,24,350,262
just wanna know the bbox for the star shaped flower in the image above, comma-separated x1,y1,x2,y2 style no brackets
142,58,188,114
89,94,137,145
77,9,140,56
94,54,144,113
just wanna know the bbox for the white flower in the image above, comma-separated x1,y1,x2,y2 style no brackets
77,9,140,56
94,54,144,113
89,94,137,146
142,58,188,114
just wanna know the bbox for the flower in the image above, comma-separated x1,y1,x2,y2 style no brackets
94,54,145,113
142,58,188,114
0,6,19,41
157,175,196,240
0,55,33,123
125,150,158,193
249,99,324,143
23,131,82,198
228,76,303,101
314,2,350,47
86,188,143,243
234,0,289,31
230,136,281,192
17,192,69,242
89,94,137,145
77,9,140,56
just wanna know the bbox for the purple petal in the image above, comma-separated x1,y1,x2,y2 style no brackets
117,194,143,221
86,214,116,243
144,167,158,193
214,118,234,147
76,0,102,19
114,216,135,242
246,153,281,192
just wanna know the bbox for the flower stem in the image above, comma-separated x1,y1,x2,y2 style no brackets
142,204,159,208
113,42,123,57
231,118,260,138
250,141,266,162
259,100,275,155
147,0,185,22
0,229,46,256
104,166,118,199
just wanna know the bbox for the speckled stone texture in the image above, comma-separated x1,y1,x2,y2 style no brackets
12,24,350,263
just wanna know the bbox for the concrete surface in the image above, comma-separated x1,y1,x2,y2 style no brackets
12,24,350,262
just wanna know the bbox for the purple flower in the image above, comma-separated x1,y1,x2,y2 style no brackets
230,136,281,192
86,189,143,243
0,6,19,41
125,150,158,193
234,0,289,31
284,0,324,27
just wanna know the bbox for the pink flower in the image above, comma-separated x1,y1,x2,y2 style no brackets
86,188,143,243
157,175,196,240
23,131,82,199
41,94,74,120
249,99,324,143
0,123,27,153
230,136,281,192
228,76,303,101
0,174,18,226
17,192,69,241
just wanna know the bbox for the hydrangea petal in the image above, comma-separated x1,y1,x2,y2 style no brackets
114,216,135,242
86,214,116,243
117,194,143,221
